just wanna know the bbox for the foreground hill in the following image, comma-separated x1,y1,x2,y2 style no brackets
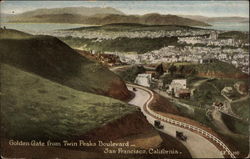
1,64,191,158
8,7,210,26
0,29,130,100
0,30,190,158
1,63,138,140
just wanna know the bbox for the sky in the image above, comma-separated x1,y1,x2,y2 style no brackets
1,1,249,17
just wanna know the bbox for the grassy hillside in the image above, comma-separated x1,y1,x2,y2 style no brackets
60,36,178,54
194,61,239,73
164,61,247,79
60,24,206,54
0,29,130,99
179,78,245,107
1,64,137,141
115,65,146,82
0,28,32,39
221,113,249,136
231,97,250,121
187,80,225,106
163,61,247,106
193,61,248,79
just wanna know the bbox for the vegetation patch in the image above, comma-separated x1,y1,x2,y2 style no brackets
0,29,124,96
1,64,137,141
221,113,248,136
174,104,215,129
231,97,250,121
164,60,246,78
218,31,249,43
60,36,178,54
116,65,146,82
69,23,204,32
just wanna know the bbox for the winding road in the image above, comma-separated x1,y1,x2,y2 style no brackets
109,65,133,72
127,83,236,159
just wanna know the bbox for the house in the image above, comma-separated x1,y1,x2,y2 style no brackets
134,74,152,87
200,58,216,64
90,50,96,54
209,31,218,40
145,71,157,78
175,89,191,98
221,87,233,95
168,79,187,97
157,80,164,90
212,101,224,110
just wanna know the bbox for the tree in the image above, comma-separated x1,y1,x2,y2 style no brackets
168,65,177,77
156,63,164,76
179,65,184,74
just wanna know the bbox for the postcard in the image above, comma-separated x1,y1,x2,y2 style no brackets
0,0,249,158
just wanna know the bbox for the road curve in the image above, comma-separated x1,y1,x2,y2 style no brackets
109,65,133,72
127,83,236,159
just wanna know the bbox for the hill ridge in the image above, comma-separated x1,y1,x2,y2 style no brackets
0,29,130,100
8,7,210,27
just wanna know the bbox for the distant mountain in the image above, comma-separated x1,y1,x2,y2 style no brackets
206,17,249,23
13,6,124,17
139,13,210,26
180,15,249,23
8,8,210,26
1,13,14,23
240,20,249,23
179,15,210,22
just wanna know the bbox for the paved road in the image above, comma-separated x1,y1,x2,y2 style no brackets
128,86,150,107
127,84,226,159
109,65,133,72
231,94,249,103
211,109,233,134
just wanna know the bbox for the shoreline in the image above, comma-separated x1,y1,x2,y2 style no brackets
2,22,249,32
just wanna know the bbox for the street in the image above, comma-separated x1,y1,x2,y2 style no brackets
127,84,228,158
